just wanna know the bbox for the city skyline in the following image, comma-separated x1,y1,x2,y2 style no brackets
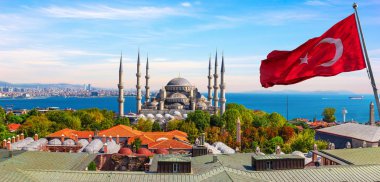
1,0,380,93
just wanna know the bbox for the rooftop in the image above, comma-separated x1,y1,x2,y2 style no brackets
317,123,380,142
253,154,304,160
2,151,380,181
156,154,191,162
0,151,96,171
47,128,94,139
98,125,143,138
320,147,380,165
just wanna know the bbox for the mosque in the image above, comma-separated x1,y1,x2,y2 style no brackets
117,51,226,117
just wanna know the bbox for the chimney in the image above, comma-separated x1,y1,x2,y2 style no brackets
6,141,11,151
102,135,106,143
201,133,205,146
16,135,20,142
108,135,113,142
2,139,6,149
169,146,173,154
330,143,335,150
116,135,120,144
34,134,38,141
255,146,261,154
88,135,92,143
213,155,218,163
74,134,78,143
275,146,281,155
11,136,15,143
20,133,24,140
103,143,108,154
312,144,318,162
346,141,351,149
369,102,375,126
61,134,65,143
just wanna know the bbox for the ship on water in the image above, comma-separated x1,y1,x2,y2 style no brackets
349,96,364,100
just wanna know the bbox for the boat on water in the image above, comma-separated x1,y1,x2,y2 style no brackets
349,96,364,100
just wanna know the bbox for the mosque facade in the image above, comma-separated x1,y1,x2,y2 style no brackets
117,51,226,117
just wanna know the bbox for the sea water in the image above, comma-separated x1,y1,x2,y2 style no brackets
0,93,376,123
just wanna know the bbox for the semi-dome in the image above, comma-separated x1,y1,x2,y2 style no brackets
170,93,187,99
166,77,191,86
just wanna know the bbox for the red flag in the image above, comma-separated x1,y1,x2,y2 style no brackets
260,14,366,88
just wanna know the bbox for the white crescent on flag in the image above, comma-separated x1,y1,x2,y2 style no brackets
317,38,344,67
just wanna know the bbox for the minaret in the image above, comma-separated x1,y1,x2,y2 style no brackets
145,55,150,104
369,102,375,126
118,53,124,117
219,53,226,115
207,55,213,104
213,51,219,113
136,50,142,113
236,117,241,146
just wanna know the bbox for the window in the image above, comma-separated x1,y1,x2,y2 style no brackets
266,161,272,170
173,163,179,173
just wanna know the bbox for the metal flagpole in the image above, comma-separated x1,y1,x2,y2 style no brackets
353,3,380,120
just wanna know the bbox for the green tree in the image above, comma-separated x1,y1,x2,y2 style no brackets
27,108,40,117
87,161,97,171
179,121,198,143
0,107,6,123
0,122,12,140
268,112,287,127
252,114,269,127
289,129,315,153
166,119,183,131
137,118,153,132
222,109,240,136
186,110,210,132
21,115,53,137
114,117,130,126
263,136,284,154
210,114,224,127
322,108,336,123
152,121,162,131
131,137,142,151
46,111,81,130
6,115,23,124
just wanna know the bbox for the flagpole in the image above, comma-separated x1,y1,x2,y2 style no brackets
353,3,380,120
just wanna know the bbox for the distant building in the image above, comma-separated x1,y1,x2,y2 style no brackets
316,123,380,149
130,51,226,115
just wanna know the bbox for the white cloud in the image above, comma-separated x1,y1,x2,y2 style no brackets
304,0,330,6
40,5,190,20
181,2,192,7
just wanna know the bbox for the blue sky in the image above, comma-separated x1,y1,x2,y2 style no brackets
0,0,380,93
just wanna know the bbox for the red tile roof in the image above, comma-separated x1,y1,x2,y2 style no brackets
148,139,192,150
47,128,94,139
98,125,142,138
128,135,155,145
7,123,21,132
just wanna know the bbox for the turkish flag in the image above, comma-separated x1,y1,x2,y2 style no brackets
260,14,366,88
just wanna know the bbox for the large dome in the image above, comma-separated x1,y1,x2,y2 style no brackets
166,77,192,86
